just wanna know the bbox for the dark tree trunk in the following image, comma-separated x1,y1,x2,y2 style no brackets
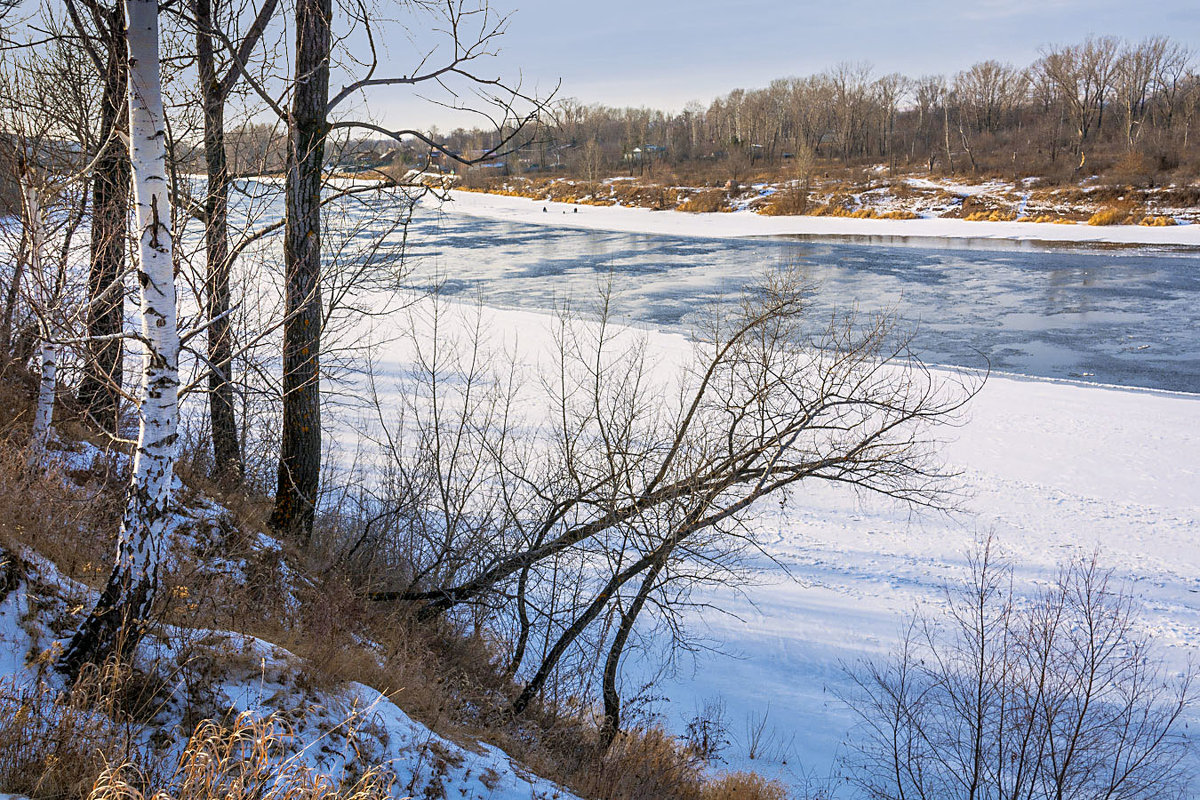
196,0,243,483
599,553,667,752
505,562,533,677
270,0,330,542
77,3,131,436
512,546,664,716
0,237,27,359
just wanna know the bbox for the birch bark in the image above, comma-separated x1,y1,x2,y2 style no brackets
20,176,56,463
62,0,179,675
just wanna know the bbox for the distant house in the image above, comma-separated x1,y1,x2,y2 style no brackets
623,144,666,162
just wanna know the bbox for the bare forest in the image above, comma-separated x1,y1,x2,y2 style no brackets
439,38,1200,189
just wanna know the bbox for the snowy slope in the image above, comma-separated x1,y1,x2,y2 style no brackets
0,499,581,800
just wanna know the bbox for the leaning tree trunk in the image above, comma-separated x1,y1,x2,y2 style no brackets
196,0,242,483
20,175,57,463
599,552,668,752
61,0,179,677
270,0,330,542
78,4,131,437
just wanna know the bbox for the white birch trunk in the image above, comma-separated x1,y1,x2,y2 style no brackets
20,175,57,463
62,0,179,673
30,342,57,460
118,0,180,611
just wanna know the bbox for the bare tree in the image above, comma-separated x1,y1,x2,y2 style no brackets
844,538,1194,800
356,268,976,746
190,0,280,483
65,0,131,436
266,0,552,541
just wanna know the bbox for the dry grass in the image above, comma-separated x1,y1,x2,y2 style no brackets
678,189,728,213
700,772,789,800
569,727,787,800
92,713,393,800
1088,206,1130,225
1088,202,1142,226
0,440,122,589
964,209,1017,222
0,677,130,800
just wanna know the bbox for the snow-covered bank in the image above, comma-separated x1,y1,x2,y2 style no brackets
0,470,582,800
658,366,1200,784
444,189,1200,248
352,298,1200,790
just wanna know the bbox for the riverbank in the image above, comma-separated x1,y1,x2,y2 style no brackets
445,187,1200,249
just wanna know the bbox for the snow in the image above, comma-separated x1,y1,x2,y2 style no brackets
347,293,1200,791
0,499,581,800
445,189,1200,248
648,368,1200,784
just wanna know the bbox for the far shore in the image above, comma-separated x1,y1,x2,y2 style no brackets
443,188,1200,250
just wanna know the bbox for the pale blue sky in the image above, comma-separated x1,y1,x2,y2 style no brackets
367,0,1200,130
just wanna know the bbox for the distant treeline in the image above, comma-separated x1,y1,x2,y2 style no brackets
441,36,1200,185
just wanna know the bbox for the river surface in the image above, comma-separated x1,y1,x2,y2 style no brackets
382,200,1200,394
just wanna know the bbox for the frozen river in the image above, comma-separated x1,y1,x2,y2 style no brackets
226,185,1200,788
389,201,1200,393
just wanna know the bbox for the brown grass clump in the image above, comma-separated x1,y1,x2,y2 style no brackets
700,771,789,800
678,189,728,213
806,202,854,217
1138,215,1177,226
90,713,393,800
1088,206,1133,225
964,209,1017,222
569,727,786,800
0,677,132,800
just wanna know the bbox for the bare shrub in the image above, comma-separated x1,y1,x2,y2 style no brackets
759,182,809,216
678,189,728,212
843,539,1194,800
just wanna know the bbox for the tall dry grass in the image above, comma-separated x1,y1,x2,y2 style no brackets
90,713,394,800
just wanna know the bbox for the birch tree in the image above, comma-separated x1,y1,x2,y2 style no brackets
62,0,180,675
19,170,57,462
